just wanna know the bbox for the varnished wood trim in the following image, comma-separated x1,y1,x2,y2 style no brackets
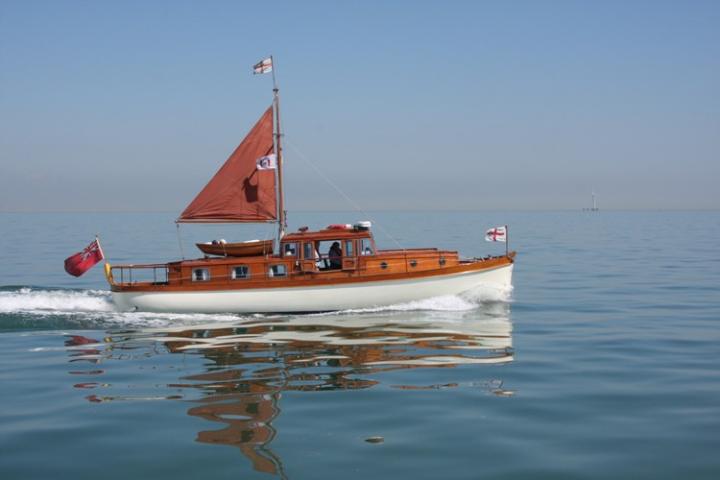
111,255,513,293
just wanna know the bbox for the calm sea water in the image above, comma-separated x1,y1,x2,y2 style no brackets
1,211,718,479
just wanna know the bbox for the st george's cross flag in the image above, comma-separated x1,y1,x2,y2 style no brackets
253,57,273,74
485,226,507,242
256,154,277,170
64,239,104,277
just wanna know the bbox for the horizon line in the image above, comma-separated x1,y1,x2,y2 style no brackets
1,208,719,214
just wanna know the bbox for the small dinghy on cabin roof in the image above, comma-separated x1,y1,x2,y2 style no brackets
196,239,274,257
102,57,515,313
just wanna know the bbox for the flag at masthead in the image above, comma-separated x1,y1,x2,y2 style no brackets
253,57,273,74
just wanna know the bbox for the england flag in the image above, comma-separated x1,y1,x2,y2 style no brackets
485,226,507,242
253,57,273,74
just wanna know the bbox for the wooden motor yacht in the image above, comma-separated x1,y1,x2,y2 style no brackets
105,58,515,313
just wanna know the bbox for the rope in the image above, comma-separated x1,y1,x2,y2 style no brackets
176,223,186,260
263,221,275,253
284,139,405,250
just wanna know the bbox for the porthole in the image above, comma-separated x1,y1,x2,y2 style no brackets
410,260,418,268
380,261,388,270
439,257,446,266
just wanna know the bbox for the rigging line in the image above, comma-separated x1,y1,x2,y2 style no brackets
263,221,274,244
176,223,186,260
284,139,405,250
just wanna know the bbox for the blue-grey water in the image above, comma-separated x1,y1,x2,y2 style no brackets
1,211,719,479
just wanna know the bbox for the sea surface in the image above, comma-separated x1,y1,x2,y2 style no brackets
1,211,718,479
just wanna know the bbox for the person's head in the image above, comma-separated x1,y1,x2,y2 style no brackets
332,242,340,249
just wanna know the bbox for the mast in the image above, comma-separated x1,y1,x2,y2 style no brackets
271,56,286,242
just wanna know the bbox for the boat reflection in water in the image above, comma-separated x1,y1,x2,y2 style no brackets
66,304,513,476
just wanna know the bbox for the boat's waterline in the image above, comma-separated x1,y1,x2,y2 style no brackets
112,264,513,313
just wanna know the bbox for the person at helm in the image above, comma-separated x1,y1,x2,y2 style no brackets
328,242,342,269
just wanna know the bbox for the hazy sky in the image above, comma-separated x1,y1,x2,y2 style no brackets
1,0,718,212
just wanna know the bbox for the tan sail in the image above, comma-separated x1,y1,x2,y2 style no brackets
178,107,277,223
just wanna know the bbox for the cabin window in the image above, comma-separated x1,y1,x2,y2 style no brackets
269,264,287,278
380,261,388,270
439,256,446,266
283,242,298,257
192,268,210,281
231,265,250,280
361,238,374,255
317,240,343,270
345,240,354,257
303,242,316,260
410,260,417,268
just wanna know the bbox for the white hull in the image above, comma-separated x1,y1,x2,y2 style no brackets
112,264,513,313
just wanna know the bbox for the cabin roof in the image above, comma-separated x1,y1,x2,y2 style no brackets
282,228,373,242
170,257,239,267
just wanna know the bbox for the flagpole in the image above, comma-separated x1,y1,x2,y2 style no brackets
505,225,509,257
256,55,285,244
271,55,286,242
270,55,278,91
95,234,107,264
94,234,115,285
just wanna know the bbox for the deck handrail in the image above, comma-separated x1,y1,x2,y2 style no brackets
110,264,169,286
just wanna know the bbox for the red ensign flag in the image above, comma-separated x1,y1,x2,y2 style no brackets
64,239,104,277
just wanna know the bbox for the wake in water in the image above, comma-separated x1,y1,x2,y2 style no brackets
0,287,242,330
0,287,114,314
0,284,512,330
